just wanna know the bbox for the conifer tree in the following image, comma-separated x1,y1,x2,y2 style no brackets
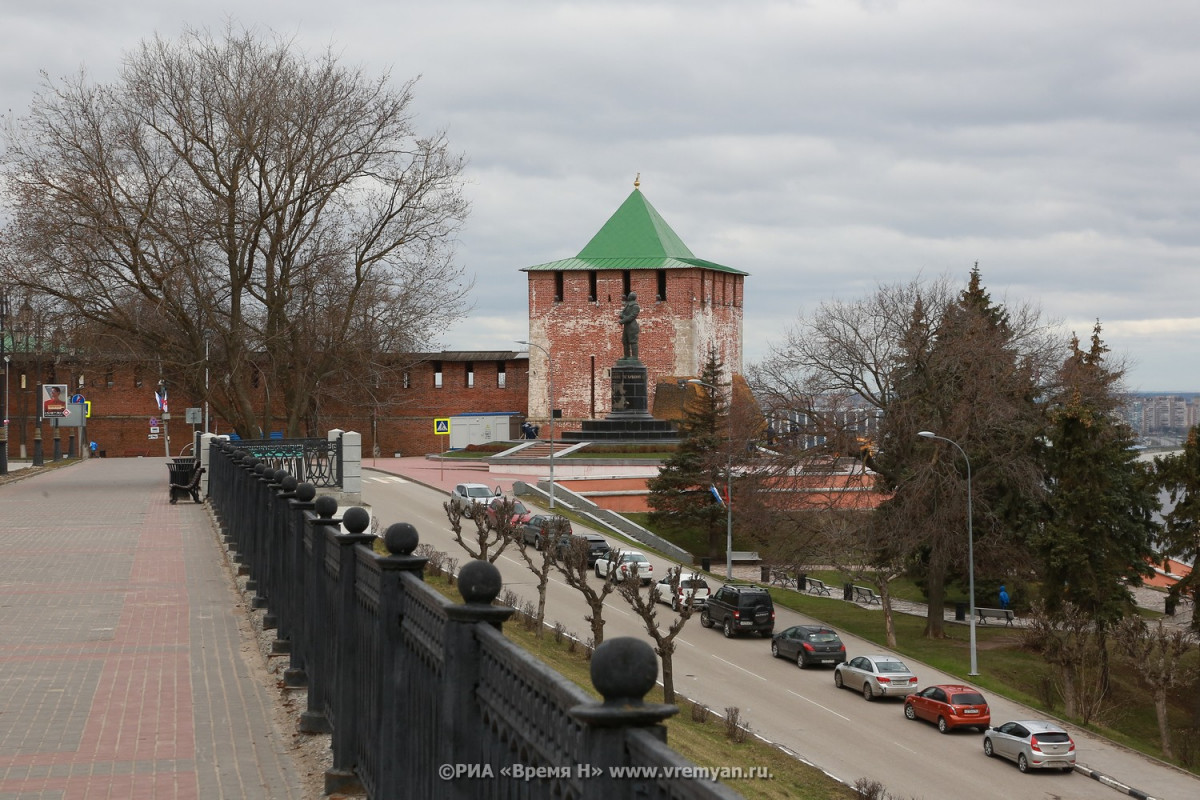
1155,425,1200,630
648,349,728,560
1037,323,1158,626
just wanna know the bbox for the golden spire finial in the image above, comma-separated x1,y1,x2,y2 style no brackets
633,172,640,189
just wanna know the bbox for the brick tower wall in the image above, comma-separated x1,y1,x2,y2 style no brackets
525,267,743,428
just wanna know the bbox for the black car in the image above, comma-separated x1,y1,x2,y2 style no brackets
771,625,846,668
555,532,609,566
520,514,573,549
700,582,775,638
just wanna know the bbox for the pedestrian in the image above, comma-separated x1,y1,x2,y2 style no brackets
998,585,1010,609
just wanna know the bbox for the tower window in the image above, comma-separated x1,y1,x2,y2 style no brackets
497,361,507,388
554,271,564,302
656,270,667,302
466,362,475,388
588,271,597,302
434,361,443,389
623,270,631,298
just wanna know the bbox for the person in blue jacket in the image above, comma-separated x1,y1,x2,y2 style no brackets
998,585,1010,609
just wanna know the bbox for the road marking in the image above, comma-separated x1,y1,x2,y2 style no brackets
364,475,409,484
787,690,851,721
711,655,767,680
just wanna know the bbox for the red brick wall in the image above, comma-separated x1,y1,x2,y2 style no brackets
525,267,743,428
3,356,529,459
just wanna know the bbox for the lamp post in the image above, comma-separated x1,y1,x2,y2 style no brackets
688,379,734,579
918,430,977,676
0,288,9,475
517,340,556,509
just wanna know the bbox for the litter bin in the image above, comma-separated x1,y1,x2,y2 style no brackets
760,565,771,583
955,602,967,621
843,583,853,601
168,457,197,486
701,557,711,572
798,573,807,592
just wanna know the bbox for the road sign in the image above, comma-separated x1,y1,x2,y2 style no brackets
434,418,450,435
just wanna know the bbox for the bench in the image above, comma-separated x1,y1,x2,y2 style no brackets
806,578,831,597
729,551,761,564
977,607,1015,626
769,569,799,590
852,585,880,605
169,467,206,505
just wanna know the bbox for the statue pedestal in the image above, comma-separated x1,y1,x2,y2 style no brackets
561,359,678,443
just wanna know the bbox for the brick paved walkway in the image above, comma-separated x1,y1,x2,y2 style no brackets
0,458,306,799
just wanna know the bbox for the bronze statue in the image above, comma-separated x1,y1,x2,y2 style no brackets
618,292,640,360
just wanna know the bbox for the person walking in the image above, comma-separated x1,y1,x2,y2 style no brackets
998,585,1010,609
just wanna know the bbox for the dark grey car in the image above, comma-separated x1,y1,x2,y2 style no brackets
771,625,846,668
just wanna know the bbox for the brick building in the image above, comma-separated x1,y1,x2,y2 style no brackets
520,183,748,431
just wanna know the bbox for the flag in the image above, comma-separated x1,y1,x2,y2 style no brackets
155,388,168,413
710,485,725,506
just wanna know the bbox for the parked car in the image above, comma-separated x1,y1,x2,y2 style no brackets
834,655,919,701
770,625,846,668
555,532,608,566
484,496,533,529
594,549,654,585
904,685,991,733
983,720,1076,773
521,514,573,549
450,483,498,517
654,572,711,611
700,583,775,638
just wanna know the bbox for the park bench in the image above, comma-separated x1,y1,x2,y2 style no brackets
769,569,799,590
729,551,761,565
169,466,206,505
806,578,831,597
852,585,880,605
976,607,1015,626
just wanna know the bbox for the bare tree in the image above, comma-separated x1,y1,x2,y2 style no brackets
0,23,470,438
507,507,563,638
1021,602,1108,722
444,501,510,564
553,539,618,647
1115,617,1196,759
614,565,697,704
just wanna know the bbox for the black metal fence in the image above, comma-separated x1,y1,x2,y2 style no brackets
202,433,341,487
206,440,745,800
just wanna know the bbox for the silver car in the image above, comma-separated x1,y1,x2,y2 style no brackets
833,655,919,701
983,720,1076,773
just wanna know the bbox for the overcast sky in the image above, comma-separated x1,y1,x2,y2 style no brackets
3,1,1198,391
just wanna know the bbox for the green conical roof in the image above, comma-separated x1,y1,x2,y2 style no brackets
522,187,747,275
577,189,696,259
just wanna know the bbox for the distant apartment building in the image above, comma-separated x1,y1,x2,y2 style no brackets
1129,393,1200,439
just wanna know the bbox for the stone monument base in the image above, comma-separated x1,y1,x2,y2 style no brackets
561,358,678,442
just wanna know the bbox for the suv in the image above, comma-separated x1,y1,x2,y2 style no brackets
555,532,609,566
701,582,775,638
520,514,573,549
655,573,712,611
450,483,498,518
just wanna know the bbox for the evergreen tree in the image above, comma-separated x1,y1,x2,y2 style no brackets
648,349,727,560
1155,425,1200,630
877,265,1046,638
1037,323,1158,626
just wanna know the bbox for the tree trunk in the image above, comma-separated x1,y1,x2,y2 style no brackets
879,583,898,649
1060,667,1078,718
924,563,947,639
534,577,548,639
661,654,675,704
1155,690,1174,760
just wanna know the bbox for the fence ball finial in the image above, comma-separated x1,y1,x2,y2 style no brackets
342,506,370,534
254,463,268,477
273,468,289,483
296,483,316,502
314,495,339,519
384,522,419,555
592,638,658,706
281,475,298,492
458,560,502,605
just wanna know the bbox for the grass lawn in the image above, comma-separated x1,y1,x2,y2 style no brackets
427,574,860,799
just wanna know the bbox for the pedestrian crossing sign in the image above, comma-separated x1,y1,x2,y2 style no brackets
434,418,450,435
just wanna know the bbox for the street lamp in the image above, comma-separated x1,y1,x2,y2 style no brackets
0,288,9,475
917,430,977,676
517,340,556,509
688,379,734,579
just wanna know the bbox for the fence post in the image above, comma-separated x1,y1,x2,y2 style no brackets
283,482,317,687
374,522,428,796
571,638,680,798
442,560,515,800
299,495,341,735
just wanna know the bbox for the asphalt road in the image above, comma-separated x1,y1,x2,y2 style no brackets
361,470,1200,800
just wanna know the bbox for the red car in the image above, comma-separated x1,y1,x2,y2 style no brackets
904,684,991,733
484,497,533,529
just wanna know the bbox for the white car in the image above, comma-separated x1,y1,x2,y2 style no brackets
833,655,919,700
450,483,498,517
654,573,711,610
594,550,654,585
